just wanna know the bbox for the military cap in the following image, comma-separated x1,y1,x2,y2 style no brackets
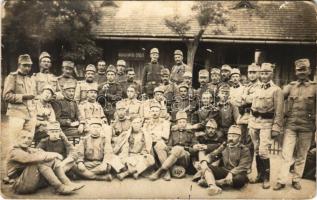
86,84,98,92
154,86,164,93
174,50,183,56
18,54,33,65
206,119,217,128
106,65,117,73
63,82,76,90
42,85,55,95
228,125,241,136
295,58,310,69
47,121,61,130
150,102,161,109
218,83,230,92
161,68,170,75
116,101,126,110
85,64,96,72
62,61,74,68
231,68,241,75
248,63,260,72
39,52,51,61
87,118,102,126
260,63,273,72
176,111,187,120
116,60,126,67
210,68,221,75
199,69,209,77
150,48,159,54
178,83,189,90
221,64,232,72
183,71,193,78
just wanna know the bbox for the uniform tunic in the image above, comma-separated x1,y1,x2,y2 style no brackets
170,63,189,85
74,81,98,103
32,72,59,97
141,62,164,96
57,76,77,93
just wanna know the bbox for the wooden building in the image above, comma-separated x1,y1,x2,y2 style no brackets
93,1,317,87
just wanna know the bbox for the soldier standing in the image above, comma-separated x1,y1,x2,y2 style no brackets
3,54,36,146
170,50,190,85
208,68,221,99
159,68,178,113
124,68,141,97
74,64,98,103
219,64,232,86
141,48,165,98
57,60,77,94
95,60,107,86
248,63,284,189
229,68,245,108
116,59,127,88
98,65,123,122
274,59,316,191
51,82,81,138
195,69,211,99
32,52,60,99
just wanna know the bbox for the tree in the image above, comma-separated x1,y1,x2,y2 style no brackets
164,1,236,73
2,0,104,65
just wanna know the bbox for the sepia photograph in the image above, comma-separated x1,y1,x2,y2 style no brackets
0,1,316,199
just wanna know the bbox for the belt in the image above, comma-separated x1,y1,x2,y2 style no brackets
239,104,252,115
251,110,274,119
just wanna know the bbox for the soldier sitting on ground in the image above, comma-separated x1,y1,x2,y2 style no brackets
78,85,108,135
5,130,84,195
75,119,124,181
34,85,57,143
115,117,155,180
196,125,251,196
37,122,78,173
149,111,198,181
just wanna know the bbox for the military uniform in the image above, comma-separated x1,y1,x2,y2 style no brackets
195,69,212,99
51,83,81,138
3,54,37,146
208,68,221,99
34,85,56,142
57,61,77,93
116,60,128,88
192,104,218,130
229,68,245,108
249,63,284,189
118,98,143,120
159,68,178,113
149,111,197,180
74,64,98,103
219,64,232,87
76,119,124,179
170,50,190,85
6,131,80,195
275,59,316,189
141,48,165,98
78,101,107,130
114,124,155,180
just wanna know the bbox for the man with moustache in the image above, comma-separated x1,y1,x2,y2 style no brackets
274,58,316,191
170,50,190,85
208,68,221,99
95,60,107,86
159,68,177,114
219,64,232,87
3,54,37,146
248,63,284,189
74,64,98,103
116,59,127,87
57,60,77,94
125,68,141,97
142,48,165,98
195,69,211,99
32,52,60,99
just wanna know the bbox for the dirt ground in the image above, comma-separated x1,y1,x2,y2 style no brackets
0,116,316,199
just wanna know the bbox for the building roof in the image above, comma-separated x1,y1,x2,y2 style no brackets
92,1,317,44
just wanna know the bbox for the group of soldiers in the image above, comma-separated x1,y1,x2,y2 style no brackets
2,47,316,196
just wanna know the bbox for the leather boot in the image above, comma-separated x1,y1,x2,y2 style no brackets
95,174,113,181
262,158,270,189
149,168,165,181
117,171,130,181
249,155,263,184
162,170,171,181
55,166,85,191
38,164,74,195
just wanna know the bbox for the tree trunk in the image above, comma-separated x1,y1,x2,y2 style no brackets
186,41,199,75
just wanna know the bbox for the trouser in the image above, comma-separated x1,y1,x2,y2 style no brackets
124,154,155,174
13,165,43,194
8,116,36,147
153,140,169,166
277,129,313,184
209,166,248,189
249,128,272,159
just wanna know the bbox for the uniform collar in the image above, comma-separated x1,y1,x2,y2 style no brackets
297,79,310,87
17,70,28,76
232,83,241,88
261,80,273,89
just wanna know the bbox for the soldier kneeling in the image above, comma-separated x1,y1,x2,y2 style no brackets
5,130,84,195
149,111,198,181
74,119,124,181
196,125,251,196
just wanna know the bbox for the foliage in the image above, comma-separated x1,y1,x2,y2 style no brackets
3,0,104,64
